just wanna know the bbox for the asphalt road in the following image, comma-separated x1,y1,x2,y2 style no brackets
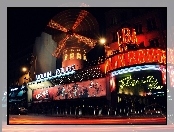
8,115,166,125
2,115,174,132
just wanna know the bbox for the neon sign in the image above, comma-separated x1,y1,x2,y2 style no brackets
111,65,161,77
119,75,163,90
36,64,76,81
101,48,166,73
11,88,18,91
117,28,137,45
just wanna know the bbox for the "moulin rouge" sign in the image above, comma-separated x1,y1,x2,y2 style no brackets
36,64,76,81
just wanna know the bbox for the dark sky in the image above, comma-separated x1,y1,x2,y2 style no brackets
7,7,111,82
7,7,166,84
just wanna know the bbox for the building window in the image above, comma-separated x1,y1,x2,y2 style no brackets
70,53,74,59
77,53,81,59
147,18,157,31
83,54,86,60
149,38,159,47
134,23,142,34
64,54,68,60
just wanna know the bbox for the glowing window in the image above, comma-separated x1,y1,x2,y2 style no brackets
70,53,74,59
83,54,86,60
77,53,81,59
64,54,68,60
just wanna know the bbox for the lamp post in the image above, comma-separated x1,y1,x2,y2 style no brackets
22,67,27,72
99,38,106,45
21,67,30,84
99,38,111,58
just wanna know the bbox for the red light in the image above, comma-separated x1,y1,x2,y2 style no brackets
103,48,166,72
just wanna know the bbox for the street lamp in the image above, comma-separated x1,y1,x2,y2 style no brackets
22,67,28,73
99,38,106,45
21,67,30,84
99,37,111,58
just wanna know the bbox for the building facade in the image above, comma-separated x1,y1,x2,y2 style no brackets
23,8,168,116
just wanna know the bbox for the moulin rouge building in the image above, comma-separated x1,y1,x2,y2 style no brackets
24,8,170,116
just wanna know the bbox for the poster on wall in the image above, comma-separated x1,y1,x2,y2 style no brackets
9,85,28,102
32,78,107,102
116,70,164,96
32,87,56,102
110,76,116,92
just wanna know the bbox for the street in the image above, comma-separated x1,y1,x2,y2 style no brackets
2,115,173,132
8,114,166,125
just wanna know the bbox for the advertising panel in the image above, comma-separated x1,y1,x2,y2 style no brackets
116,70,163,96
9,85,28,102
100,48,166,73
32,78,107,102
32,86,58,102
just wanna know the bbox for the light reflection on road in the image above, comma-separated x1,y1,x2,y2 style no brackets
2,115,173,132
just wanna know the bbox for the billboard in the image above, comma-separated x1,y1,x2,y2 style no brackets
100,48,166,73
9,85,28,102
115,70,164,96
32,78,106,102
32,87,56,102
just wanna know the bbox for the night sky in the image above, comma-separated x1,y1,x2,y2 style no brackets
7,7,166,83
7,7,111,83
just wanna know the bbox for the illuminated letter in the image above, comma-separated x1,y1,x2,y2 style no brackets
71,65,76,71
67,66,72,72
40,74,43,79
43,73,47,78
36,75,40,80
47,71,52,77
60,68,65,74
56,69,61,76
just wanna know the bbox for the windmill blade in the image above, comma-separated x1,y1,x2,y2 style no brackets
47,19,68,33
73,33,97,48
52,35,70,58
72,10,88,30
